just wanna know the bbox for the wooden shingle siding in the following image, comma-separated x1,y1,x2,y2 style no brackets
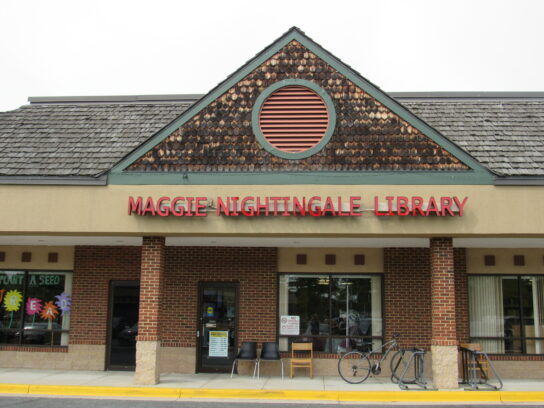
128,41,469,173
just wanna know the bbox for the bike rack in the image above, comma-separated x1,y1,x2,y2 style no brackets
396,348,429,390
459,346,503,391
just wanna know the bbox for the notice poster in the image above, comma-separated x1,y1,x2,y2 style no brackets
209,331,229,357
280,315,300,335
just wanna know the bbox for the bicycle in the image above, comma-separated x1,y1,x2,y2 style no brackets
338,333,409,384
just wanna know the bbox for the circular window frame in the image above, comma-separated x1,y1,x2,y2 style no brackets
251,79,336,160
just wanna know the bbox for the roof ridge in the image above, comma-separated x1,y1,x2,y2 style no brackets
392,91,544,100
28,95,202,105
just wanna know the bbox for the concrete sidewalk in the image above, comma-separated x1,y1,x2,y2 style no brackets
0,368,542,403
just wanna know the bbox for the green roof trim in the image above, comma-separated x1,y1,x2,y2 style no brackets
109,27,493,185
109,171,492,185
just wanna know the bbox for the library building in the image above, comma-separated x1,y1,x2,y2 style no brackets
0,27,543,389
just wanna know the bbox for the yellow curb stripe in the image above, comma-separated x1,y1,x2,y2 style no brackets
27,385,180,398
179,389,339,401
0,384,30,394
0,383,543,403
501,392,544,402
339,390,502,402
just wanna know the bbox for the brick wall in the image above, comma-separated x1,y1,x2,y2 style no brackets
138,237,164,342
160,247,277,347
383,248,432,349
70,246,141,345
70,245,468,352
430,237,457,346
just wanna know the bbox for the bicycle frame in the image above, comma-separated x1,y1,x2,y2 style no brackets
368,337,397,361
365,336,399,374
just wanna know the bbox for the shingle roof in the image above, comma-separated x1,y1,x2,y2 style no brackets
401,99,544,176
0,103,190,177
0,96,543,178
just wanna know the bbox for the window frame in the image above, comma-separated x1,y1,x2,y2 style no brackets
277,272,384,353
0,269,72,347
469,274,544,355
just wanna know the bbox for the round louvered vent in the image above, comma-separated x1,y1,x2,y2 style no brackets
258,85,330,153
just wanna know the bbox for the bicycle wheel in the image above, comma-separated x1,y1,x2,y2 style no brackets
390,350,418,384
390,350,407,383
338,351,372,384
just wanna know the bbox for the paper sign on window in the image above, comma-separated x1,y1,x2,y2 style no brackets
209,330,229,357
280,315,300,335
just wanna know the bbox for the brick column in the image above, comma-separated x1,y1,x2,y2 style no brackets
430,237,458,389
134,236,165,385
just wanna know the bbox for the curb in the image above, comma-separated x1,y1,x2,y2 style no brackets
0,383,543,403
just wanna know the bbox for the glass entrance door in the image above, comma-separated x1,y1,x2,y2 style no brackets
107,281,139,370
197,283,238,373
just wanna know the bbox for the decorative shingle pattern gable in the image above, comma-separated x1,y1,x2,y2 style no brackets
0,103,190,177
403,100,544,176
128,41,469,173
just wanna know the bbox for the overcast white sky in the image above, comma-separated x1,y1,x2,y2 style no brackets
1,0,543,111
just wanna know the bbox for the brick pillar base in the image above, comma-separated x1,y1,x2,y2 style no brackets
134,237,164,385
431,345,458,389
135,341,161,384
430,237,458,389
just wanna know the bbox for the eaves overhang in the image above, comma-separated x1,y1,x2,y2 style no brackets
494,177,544,186
0,175,107,186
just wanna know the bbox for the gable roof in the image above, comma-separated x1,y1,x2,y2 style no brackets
0,26,542,183
107,27,492,185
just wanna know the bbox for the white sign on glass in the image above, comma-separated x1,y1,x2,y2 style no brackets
280,315,300,335
209,331,229,357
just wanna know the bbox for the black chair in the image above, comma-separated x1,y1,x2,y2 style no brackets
256,342,284,380
231,341,258,378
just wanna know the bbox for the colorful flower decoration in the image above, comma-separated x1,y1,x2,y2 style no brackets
40,301,59,320
54,292,71,316
4,290,23,312
26,297,43,316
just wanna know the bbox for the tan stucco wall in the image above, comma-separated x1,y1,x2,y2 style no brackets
278,248,383,273
467,248,544,274
491,360,544,379
0,345,105,370
0,184,543,237
0,246,74,270
135,340,160,384
159,346,196,374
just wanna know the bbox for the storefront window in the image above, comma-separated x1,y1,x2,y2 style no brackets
469,275,544,354
0,271,72,346
279,274,382,353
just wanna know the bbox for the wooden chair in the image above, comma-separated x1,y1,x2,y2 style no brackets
290,342,313,378
460,343,489,379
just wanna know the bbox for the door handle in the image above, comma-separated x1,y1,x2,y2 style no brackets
196,330,200,338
